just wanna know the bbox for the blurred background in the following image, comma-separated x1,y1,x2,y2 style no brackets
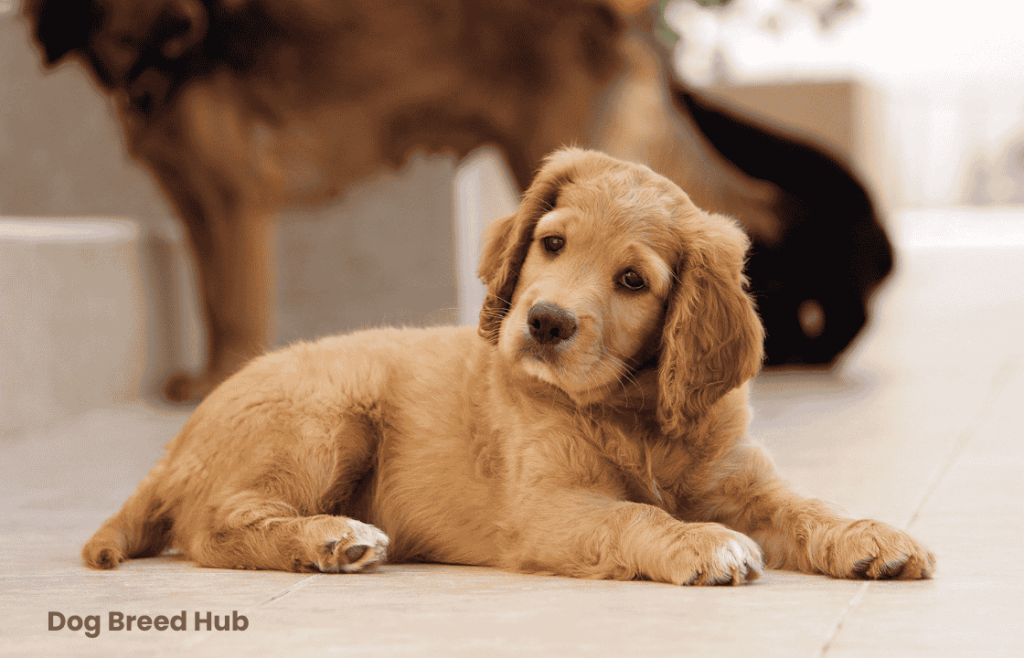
2,0,1023,435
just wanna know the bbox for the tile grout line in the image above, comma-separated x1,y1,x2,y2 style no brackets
903,355,1021,531
818,356,1021,658
259,574,320,606
181,574,320,650
817,581,870,658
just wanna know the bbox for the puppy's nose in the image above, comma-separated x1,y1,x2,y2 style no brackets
528,302,578,346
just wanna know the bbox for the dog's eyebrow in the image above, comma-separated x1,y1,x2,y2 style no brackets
537,173,572,213
534,210,567,233
649,257,674,296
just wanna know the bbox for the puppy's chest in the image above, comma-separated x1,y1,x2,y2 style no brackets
578,420,695,514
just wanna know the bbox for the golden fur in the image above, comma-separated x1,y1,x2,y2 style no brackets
82,149,932,584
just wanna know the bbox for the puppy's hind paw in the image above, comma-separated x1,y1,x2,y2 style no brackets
82,541,124,570
314,519,390,574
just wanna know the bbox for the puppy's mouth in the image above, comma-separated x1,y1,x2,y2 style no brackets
514,323,662,398
517,339,568,363
516,337,572,376
514,331,620,400
532,358,598,395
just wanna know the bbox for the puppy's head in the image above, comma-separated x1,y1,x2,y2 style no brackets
478,148,763,433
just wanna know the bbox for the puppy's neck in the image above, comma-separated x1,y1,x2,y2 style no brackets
601,365,661,414
489,347,661,423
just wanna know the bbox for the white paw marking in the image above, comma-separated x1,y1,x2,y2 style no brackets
317,519,390,574
712,538,763,584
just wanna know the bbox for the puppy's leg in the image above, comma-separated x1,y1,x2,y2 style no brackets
82,463,175,569
502,491,763,586
694,443,936,580
81,473,390,574
185,492,389,573
172,395,391,573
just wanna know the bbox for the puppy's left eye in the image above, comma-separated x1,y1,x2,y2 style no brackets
619,270,645,290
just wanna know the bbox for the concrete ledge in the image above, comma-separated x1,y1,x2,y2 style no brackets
0,217,147,435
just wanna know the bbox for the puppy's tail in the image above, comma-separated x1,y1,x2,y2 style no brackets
82,466,174,570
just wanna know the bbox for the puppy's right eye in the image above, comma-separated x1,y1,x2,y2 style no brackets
619,269,646,291
542,236,565,253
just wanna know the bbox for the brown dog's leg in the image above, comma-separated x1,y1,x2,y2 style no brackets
162,208,275,403
120,82,282,403
692,442,936,580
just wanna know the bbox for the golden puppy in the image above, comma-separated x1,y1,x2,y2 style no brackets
83,149,933,584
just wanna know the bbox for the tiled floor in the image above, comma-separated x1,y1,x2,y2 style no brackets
2,209,1023,657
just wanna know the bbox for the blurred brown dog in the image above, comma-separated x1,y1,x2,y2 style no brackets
82,149,932,584
23,0,779,402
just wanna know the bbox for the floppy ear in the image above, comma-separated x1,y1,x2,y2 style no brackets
658,212,765,437
24,0,97,65
476,148,585,343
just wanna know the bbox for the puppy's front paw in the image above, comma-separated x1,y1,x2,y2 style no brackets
298,517,390,574
668,524,764,586
818,519,935,580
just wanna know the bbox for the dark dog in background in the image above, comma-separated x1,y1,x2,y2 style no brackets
677,90,894,366
22,0,892,401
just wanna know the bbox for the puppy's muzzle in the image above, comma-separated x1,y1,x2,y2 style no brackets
528,302,578,346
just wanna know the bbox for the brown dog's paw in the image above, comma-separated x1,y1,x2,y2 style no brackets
668,525,764,586
819,520,935,580
163,371,219,404
300,518,390,574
